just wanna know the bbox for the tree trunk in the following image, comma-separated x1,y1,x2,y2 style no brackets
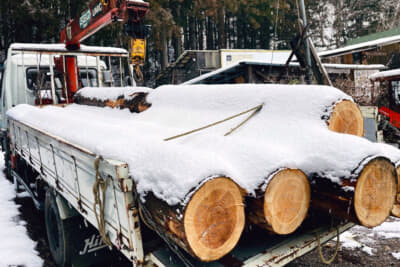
161,28,168,71
310,157,397,228
139,177,245,262
73,92,151,113
247,169,310,235
327,100,364,136
218,7,226,49
206,17,214,50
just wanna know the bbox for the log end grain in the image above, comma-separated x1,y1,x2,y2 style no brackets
391,166,400,217
183,177,245,262
263,169,310,235
354,158,397,227
328,100,364,137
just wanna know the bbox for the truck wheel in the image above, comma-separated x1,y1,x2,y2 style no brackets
45,189,73,267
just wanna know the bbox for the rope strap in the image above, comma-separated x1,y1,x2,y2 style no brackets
133,65,144,82
93,156,113,247
164,103,264,141
316,226,340,265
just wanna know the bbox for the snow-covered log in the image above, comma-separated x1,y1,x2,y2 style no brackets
73,87,152,113
247,169,310,235
392,165,400,218
311,157,397,228
139,177,245,262
7,84,400,254
327,100,364,136
74,87,363,136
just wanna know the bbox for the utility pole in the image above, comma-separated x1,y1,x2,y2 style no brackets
299,0,313,84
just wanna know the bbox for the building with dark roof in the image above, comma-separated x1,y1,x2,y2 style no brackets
319,27,400,68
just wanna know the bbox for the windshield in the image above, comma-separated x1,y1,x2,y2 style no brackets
26,67,98,91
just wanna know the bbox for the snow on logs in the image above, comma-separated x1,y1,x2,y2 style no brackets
311,157,397,228
139,177,245,262
247,169,310,235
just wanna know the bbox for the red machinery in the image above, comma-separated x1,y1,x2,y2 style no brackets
59,0,150,98
379,106,400,129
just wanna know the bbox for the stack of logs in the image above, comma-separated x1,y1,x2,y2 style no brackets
76,93,398,262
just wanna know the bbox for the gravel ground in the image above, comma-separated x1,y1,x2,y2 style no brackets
288,217,400,267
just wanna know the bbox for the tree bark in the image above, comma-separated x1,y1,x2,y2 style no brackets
73,92,151,113
161,28,168,71
218,7,226,49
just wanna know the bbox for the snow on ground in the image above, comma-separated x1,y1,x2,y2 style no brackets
0,153,42,266
7,84,400,205
338,217,400,259
392,252,400,260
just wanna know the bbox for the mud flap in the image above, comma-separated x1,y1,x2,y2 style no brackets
67,217,120,267
47,190,124,267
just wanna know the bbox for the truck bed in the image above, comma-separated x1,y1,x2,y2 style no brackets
146,222,353,266
8,114,354,267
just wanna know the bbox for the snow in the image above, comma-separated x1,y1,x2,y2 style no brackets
337,217,400,258
10,43,128,55
76,86,152,101
369,68,400,81
338,231,361,249
323,63,385,70
0,153,42,266
362,246,375,256
10,54,107,69
319,34,400,57
220,50,294,67
7,84,400,205
338,231,375,256
392,252,400,260
369,220,400,239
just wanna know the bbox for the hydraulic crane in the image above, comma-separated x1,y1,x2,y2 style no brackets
59,0,150,99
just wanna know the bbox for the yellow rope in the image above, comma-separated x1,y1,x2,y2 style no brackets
93,156,113,247
316,226,340,265
164,103,264,141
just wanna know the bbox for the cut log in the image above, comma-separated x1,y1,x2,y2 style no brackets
247,169,310,235
328,100,364,137
139,177,245,262
391,165,400,217
311,157,397,228
73,92,151,113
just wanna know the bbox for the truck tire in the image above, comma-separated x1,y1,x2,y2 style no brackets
44,189,120,267
45,189,74,267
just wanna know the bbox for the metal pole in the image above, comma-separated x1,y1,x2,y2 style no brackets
49,55,58,104
299,0,313,84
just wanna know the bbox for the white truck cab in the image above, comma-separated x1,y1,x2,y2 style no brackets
0,43,134,128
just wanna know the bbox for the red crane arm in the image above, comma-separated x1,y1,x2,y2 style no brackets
60,0,149,49
58,0,149,99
